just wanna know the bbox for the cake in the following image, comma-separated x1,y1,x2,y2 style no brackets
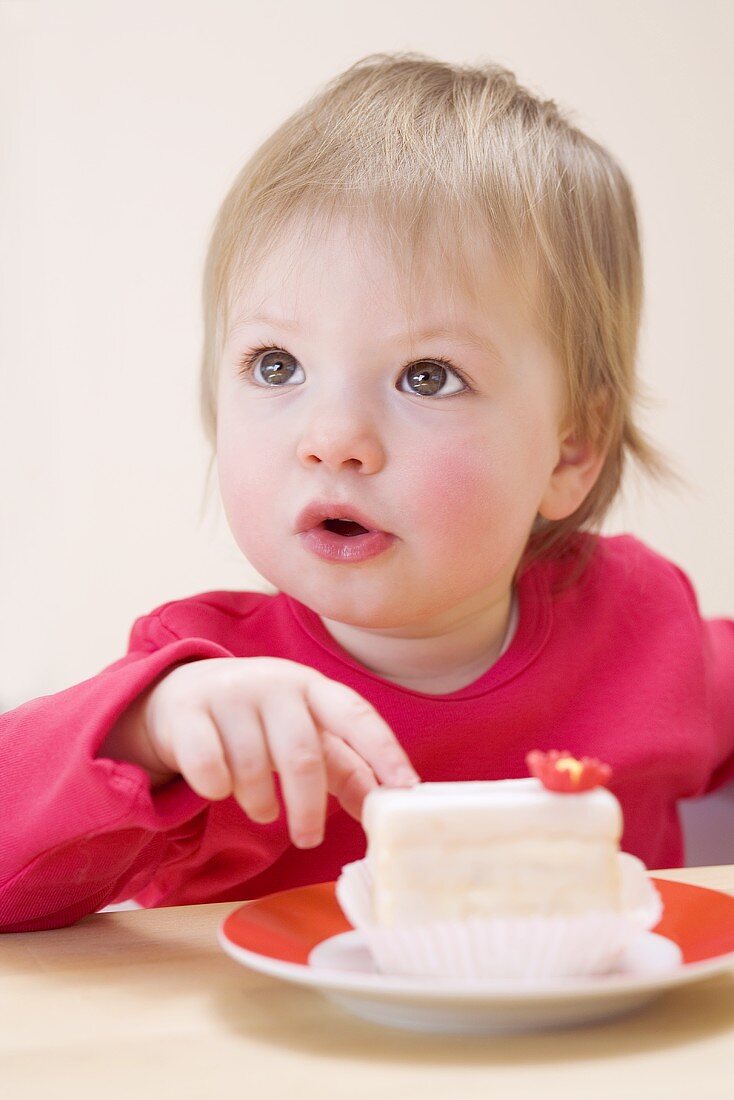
335,751,663,981
361,776,623,927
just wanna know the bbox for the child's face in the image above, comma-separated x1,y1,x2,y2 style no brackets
216,214,572,631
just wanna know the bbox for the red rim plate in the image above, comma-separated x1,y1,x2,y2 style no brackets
221,877,734,968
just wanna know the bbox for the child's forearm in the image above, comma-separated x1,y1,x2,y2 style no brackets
99,687,178,788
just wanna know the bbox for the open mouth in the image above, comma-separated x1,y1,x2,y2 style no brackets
320,519,371,537
300,511,395,562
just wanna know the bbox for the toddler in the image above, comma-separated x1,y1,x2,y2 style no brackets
2,53,733,933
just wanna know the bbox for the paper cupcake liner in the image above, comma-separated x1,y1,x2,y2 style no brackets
335,851,663,982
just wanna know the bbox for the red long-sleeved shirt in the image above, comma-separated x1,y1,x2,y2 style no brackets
2,532,733,933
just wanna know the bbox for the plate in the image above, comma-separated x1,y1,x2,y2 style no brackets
217,878,734,1033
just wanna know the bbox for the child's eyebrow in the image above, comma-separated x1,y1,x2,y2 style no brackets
230,312,501,358
231,312,301,334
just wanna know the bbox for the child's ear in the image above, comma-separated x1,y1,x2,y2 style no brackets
537,401,608,523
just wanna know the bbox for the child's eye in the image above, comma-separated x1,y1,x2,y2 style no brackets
237,346,305,387
397,359,469,397
236,345,471,397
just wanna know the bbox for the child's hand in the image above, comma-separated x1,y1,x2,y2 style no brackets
106,657,420,848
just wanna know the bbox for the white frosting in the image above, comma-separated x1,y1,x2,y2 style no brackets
362,778,622,841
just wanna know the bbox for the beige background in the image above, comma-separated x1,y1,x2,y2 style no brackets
1,0,732,710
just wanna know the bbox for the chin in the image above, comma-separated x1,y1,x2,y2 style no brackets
300,583,403,629
242,544,457,630
294,573,460,632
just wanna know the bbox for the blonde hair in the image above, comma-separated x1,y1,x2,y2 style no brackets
199,51,687,588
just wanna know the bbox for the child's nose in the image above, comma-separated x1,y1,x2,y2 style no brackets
296,406,386,474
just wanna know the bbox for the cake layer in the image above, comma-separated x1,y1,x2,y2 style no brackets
362,778,624,926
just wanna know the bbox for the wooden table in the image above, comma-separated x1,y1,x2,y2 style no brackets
2,866,734,1099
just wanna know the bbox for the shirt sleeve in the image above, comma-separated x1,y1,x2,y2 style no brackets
671,564,734,794
0,608,233,933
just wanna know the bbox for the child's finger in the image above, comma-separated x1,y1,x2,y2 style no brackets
322,729,378,822
304,676,419,787
258,692,328,848
171,710,233,801
209,699,279,824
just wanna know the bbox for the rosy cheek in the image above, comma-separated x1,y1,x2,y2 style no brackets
217,426,272,521
406,441,501,541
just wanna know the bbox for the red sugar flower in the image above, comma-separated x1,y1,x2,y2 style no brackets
526,749,612,793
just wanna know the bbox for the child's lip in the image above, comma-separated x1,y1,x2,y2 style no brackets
300,527,397,563
294,499,391,536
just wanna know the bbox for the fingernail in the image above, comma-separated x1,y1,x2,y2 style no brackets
295,832,323,848
395,768,421,786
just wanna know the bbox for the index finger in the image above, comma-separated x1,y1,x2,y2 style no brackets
304,676,420,787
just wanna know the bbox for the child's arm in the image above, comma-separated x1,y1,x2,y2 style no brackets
0,610,230,933
0,599,418,934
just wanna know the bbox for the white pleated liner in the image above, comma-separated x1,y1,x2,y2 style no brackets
335,851,663,982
